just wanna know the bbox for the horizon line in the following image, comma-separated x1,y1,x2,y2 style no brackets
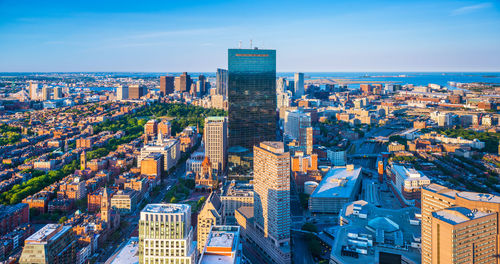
1,70,500,74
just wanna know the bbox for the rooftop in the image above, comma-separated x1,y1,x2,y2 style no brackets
392,164,430,181
457,192,500,203
207,232,235,248
109,237,139,264
200,226,240,264
25,224,71,244
332,200,421,264
311,166,362,199
433,207,493,225
142,203,190,214
206,116,227,122
259,141,284,154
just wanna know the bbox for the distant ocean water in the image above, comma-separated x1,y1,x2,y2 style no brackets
3,72,498,90
108,72,500,88
279,72,500,88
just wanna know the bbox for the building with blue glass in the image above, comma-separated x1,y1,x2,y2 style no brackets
228,48,277,151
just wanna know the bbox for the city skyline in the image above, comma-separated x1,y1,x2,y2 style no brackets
1,0,500,72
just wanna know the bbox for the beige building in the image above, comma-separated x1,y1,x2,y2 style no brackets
139,134,180,172
253,142,291,247
422,184,500,264
19,224,76,264
221,181,254,224
196,192,223,254
138,204,195,264
110,190,138,213
204,116,227,174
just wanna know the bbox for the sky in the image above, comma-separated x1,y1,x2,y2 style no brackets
0,0,499,72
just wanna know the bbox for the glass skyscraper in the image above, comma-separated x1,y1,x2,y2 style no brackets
228,48,277,151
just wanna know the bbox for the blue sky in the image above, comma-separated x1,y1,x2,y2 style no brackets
0,0,499,72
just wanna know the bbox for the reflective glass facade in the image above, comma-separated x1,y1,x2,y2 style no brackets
228,48,277,150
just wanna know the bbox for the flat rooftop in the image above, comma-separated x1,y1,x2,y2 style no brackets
425,184,500,203
457,192,500,203
25,224,70,244
142,203,189,214
199,255,234,264
200,226,240,264
208,232,235,248
433,207,493,225
392,165,430,181
311,166,362,199
109,237,139,264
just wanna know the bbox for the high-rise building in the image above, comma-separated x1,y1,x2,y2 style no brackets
198,225,241,264
277,90,292,109
139,204,195,264
276,77,287,93
216,68,228,96
204,116,228,174
29,82,39,101
19,224,76,264
198,75,206,95
175,72,191,93
196,192,223,254
54,87,63,99
421,184,500,264
228,48,277,150
160,76,174,96
253,142,290,247
284,110,311,143
41,86,51,101
116,85,129,100
294,73,304,98
129,84,146,99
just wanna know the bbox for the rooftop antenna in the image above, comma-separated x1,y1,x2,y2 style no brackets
250,39,252,49
239,40,242,49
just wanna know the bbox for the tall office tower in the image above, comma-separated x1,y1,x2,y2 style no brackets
160,76,174,96
228,48,277,150
216,68,228,96
277,90,292,109
276,77,287,93
139,204,195,264
253,142,291,247
204,116,228,174
129,84,147,99
198,225,241,264
116,85,129,100
174,72,191,93
306,126,314,155
421,184,500,264
196,192,223,254
284,110,311,142
19,224,76,264
29,82,39,101
41,86,51,101
294,73,304,98
53,87,63,99
198,75,206,95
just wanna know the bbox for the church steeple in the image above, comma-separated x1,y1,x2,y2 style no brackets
101,187,111,224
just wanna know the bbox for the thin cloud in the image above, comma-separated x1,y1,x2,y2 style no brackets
451,2,492,16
